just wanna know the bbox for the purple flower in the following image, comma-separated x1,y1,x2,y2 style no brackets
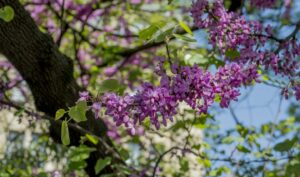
52,171,61,177
103,93,135,128
134,83,177,129
104,67,117,77
92,102,101,119
191,0,298,77
99,60,259,135
293,84,300,100
79,91,90,101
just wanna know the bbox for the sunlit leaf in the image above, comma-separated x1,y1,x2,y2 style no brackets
173,34,196,42
69,145,96,162
237,144,251,153
68,101,87,122
139,21,167,40
61,120,70,146
86,134,98,145
179,20,193,35
0,6,14,22
55,109,65,120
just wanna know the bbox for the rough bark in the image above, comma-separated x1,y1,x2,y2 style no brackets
0,0,119,176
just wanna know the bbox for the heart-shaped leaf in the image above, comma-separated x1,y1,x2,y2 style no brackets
0,6,14,22
68,101,88,122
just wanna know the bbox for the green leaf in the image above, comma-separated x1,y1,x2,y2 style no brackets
179,20,193,35
61,120,70,146
274,138,297,152
99,79,122,93
287,163,300,175
173,34,196,42
77,100,88,110
68,101,87,122
70,151,91,162
86,134,98,145
214,94,221,103
237,145,251,153
236,125,249,138
262,75,269,81
192,144,201,150
74,0,86,4
139,26,158,40
14,107,25,117
179,158,189,172
225,48,240,59
95,157,112,175
222,136,235,144
119,149,130,160
154,27,174,43
197,158,211,168
69,161,87,170
0,173,10,177
0,6,14,22
128,69,142,82
139,21,167,40
112,164,132,175
203,159,212,168
55,109,65,120
69,145,96,162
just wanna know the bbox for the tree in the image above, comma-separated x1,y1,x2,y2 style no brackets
0,0,299,177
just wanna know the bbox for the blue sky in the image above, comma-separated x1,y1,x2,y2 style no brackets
216,84,291,130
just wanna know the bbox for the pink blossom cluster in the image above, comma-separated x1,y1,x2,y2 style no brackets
27,0,103,21
83,61,259,134
27,0,153,24
191,0,299,76
191,0,264,53
25,0,106,38
191,0,300,101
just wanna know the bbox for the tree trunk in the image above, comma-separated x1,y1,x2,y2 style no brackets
0,0,119,176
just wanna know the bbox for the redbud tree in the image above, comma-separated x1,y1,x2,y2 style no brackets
0,0,299,176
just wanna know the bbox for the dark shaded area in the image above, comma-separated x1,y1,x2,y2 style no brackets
229,0,243,12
